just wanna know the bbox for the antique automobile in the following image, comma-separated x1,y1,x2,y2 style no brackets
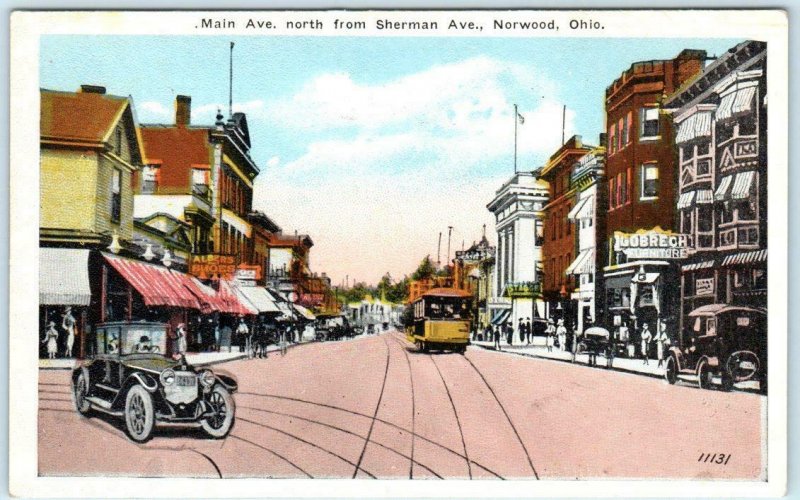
576,326,614,368
314,314,350,341
71,321,238,442
664,305,767,393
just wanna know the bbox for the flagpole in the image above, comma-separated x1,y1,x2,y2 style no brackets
229,42,234,119
514,103,518,174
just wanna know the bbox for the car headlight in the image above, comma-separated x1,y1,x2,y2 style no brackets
160,369,176,386
199,370,215,388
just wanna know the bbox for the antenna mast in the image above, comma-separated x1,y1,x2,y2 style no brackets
229,42,234,118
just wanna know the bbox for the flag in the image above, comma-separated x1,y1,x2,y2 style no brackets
517,112,525,125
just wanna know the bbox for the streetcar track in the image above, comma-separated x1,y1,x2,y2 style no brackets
384,332,418,479
190,449,223,478
351,335,391,478
430,355,472,479
228,434,314,478
238,405,442,478
237,415,378,479
236,390,503,478
463,354,539,479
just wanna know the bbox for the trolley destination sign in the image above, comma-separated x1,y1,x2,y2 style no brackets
613,229,692,260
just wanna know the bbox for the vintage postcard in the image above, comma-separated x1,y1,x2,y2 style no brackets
8,9,788,498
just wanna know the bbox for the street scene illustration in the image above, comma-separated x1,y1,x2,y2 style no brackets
37,33,767,480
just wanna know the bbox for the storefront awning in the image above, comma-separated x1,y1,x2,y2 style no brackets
677,191,696,210
565,249,594,275
220,280,258,315
567,197,590,220
716,86,756,121
731,171,756,199
103,253,199,309
293,304,316,321
682,260,715,272
696,189,714,204
675,111,712,143
721,249,767,267
183,276,228,314
236,286,281,313
40,248,92,306
490,308,511,326
715,175,734,201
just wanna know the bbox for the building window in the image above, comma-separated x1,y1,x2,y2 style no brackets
697,205,714,248
640,163,659,199
141,165,158,194
640,107,660,139
566,206,571,235
626,111,633,145
111,168,122,223
609,180,616,211
192,168,210,198
608,125,616,154
681,209,693,235
535,220,544,246
626,167,632,204
618,117,625,151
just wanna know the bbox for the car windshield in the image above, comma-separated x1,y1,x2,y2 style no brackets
96,323,168,356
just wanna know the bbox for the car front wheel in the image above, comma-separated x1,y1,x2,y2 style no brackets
125,385,155,442
664,356,678,385
201,385,235,439
74,371,92,416
697,359,714,390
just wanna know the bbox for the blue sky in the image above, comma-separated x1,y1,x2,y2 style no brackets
40,35,742,285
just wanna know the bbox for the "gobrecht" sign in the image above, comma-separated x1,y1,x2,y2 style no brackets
613,228,692,260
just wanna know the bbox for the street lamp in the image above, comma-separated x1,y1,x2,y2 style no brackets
142,244,156,261
162,249,173,268
107,231,122,254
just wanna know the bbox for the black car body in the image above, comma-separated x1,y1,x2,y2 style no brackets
664,305,767,393
576,327,614,368
71,321,238,442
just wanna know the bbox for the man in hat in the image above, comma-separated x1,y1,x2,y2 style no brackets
62,306,76,358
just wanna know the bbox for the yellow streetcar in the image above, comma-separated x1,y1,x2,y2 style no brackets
406,288,471,353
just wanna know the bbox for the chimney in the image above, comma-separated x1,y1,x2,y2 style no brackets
79,85,106,94
175,95,192,127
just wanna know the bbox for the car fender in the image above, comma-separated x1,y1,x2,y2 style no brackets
122,372,159,393
666,347,683,369
214,373,238,392
699,355,720,369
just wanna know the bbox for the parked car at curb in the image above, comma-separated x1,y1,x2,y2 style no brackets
71,321,238,442
664,305,767,393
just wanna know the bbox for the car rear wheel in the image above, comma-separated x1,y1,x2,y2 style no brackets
73,371,92,416
664,356,678,385
125,385,155,442
697,359,714,390
201,385,235,439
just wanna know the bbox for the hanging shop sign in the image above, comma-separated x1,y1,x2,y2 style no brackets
695,277,715,296
613,227,692,260
235,264,263,282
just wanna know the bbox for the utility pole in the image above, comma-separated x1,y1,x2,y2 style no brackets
437,232,442,265
447,226,453,266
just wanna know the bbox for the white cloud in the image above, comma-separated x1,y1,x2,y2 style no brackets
139,101,170,117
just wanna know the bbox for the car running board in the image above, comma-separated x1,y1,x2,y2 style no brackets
85,396,123,417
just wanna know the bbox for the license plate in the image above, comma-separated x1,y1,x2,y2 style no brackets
176,375,196,387
739,361,755,370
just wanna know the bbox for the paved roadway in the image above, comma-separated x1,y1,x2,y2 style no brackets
38,330,765,480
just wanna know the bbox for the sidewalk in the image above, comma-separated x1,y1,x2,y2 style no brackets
38,341,309,370
472,337,665,379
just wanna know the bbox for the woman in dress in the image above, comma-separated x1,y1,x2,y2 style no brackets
556,319,567,352
640,323,653,365
62,306,76,358
545,319,555,352
655,319,670,368
43,321,59,359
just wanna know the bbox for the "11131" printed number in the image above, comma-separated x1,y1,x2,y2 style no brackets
698,453,732,465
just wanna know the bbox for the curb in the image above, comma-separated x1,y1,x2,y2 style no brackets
473,344,664,380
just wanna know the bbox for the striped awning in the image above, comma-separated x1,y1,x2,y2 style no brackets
220,280,258,315
40,248,92,306
103,253,200,309
731,171,756,199
183,276,229,314
696,190,714,204
236,285,281,313
567,197,590,220
721,249,767,267
682,260,716,272
716,86,756,121
675,112,712,143
715,175,734,201
677,191,696,209
566,249,594,275
491,308,512,326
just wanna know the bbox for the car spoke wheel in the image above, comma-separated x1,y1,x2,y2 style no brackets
664,356,678,385
125,385,155,442
697,359,714,390
74,371,92,416
201,385,235,439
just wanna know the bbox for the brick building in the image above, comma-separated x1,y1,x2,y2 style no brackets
539,135,594,327
600,49,707,340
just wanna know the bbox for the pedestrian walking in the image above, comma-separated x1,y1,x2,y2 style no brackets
545,319,555,352
518,318,525,343
281,324,290,356
640,322,652,365
43,321,59,359
556,319,567,352
62,306,76,358
220,323,233,353
505,322,513,345
175,323,188,357
236,317,250,356
493,324,501,350
656,319,670,368
525,318,533,344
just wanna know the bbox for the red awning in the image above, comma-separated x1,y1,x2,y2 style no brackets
103,253,200,309
218,279,258,315
173,272,225,314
